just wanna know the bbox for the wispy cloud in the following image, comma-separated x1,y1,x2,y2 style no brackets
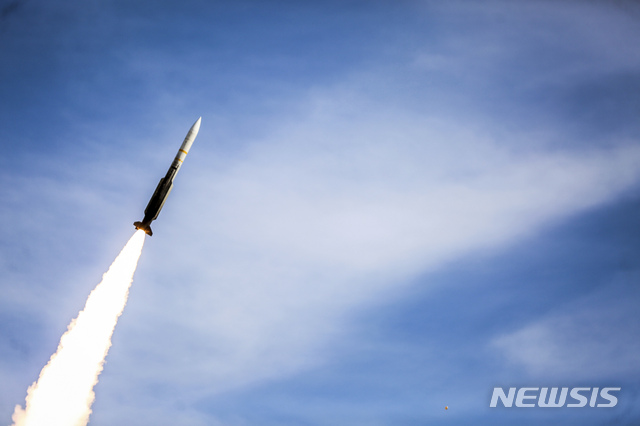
101,87,640,403
492,272,640,380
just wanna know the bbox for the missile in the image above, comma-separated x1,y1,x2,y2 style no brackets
134,117,201,236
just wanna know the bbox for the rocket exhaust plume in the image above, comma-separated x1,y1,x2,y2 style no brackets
11,230,146,426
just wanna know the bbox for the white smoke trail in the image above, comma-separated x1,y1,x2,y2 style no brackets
11,230,146,426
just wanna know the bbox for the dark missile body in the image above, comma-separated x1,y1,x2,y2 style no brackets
134,117,201,236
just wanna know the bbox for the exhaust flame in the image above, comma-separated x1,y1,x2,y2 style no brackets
11,230,146,426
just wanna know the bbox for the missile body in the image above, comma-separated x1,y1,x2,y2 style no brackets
134,117,201,236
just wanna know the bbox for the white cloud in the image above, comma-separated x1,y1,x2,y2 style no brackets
491,275,640,380
95,90,640,405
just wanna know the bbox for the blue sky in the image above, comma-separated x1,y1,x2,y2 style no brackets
1,0,640,424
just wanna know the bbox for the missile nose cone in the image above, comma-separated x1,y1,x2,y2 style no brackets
190,117,202,136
